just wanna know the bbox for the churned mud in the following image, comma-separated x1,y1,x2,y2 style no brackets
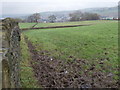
25,37,119,88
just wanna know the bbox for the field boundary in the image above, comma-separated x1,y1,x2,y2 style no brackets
22,24,93,30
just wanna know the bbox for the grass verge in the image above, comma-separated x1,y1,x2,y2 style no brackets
20,34,39,88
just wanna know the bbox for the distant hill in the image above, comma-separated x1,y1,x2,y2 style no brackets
2,6,118,19
40,11,74,19
81,6,118,18
40,6,118,20
1,14,30,19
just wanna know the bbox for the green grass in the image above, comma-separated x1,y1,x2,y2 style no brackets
19,20,114,29
22,20,118,82
20,34,39,88
19,23,36,28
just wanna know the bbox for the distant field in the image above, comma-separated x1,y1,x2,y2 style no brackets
19,23,36,29
21,20,118,87
19,20,113,29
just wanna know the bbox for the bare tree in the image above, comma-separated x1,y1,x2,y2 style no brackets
69,11,83,21
48,15,56,23
27,13,41,28
32,13,41,23
27,13,40,23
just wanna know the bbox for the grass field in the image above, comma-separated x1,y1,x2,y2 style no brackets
19,20,111,29
21,20,118,87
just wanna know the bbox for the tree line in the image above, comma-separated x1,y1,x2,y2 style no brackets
69,11,100,21
14,11,100,23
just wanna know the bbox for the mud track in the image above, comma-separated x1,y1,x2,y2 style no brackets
25,37,118,88
22,24,92,30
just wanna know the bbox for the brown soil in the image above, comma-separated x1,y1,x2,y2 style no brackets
25,37,119,88
22,24,92,30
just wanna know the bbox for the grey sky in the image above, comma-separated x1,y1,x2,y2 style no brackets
1,0,119,15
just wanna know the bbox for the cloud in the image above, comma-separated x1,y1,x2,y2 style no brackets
1,0,120,2
1,0,119,15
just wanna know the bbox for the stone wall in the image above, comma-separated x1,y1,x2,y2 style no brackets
2,18,21,88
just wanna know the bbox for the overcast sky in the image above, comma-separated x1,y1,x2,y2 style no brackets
1,0,119,15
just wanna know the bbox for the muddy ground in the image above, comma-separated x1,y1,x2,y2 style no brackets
25,37,119,88
22,24,92,30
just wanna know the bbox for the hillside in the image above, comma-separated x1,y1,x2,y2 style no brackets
40,6,118,18
82,6,118,18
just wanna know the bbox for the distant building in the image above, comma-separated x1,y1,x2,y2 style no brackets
55,16,70,22
102,17,115,20
113,17,119,20
101,17,119,20
43,21,47,23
